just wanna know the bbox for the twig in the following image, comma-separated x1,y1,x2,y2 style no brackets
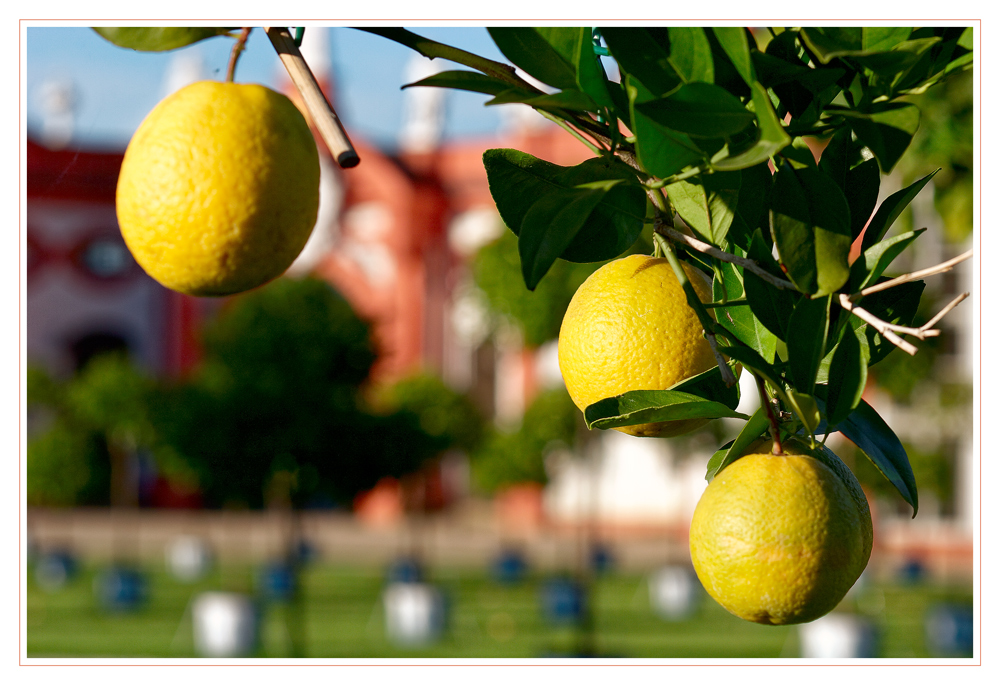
265,27,360,169
853,249,973,300
706,333,738,386
921,292,969,331
538,110,605,156
654,222,798,291
838,294,919,355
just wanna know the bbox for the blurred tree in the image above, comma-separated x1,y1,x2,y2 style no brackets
156,277,435,509
26,356,154,507
372,371,485,454
471,387,579,494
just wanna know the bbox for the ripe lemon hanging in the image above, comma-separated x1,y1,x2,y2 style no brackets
116,80,320,296
557,254,718,437
689,438,873,625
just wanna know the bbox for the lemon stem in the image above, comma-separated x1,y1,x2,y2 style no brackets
226,27,252,83
756,374,784,455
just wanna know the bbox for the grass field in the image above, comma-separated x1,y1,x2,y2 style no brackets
26,560,974,659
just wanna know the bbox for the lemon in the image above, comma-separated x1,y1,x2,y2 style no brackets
116,80,320,296
557,254,718,437
689,437,873,625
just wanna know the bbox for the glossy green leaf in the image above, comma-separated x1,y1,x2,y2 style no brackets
860,168,938,252
518,186,609,290
711,27,756,87
637,82,755,138
863,26,913,52
786,295,831,392
626,77,704,178
770,164,853,296
743,230,798,341
712,261,778,363
585,390,747,431
403,70,521,96
705,407,771,481
601,27,682,96
709,82,790,171
816,280,924,384
799,27,863,62
787,390,821,435
669,360,742,410
482,149,645,275
666,171,741,246
845,159,882,241
849,228,926,292
836,399,918,515
92,27,234,52
487,27,578,90
667,27,714,83
840,102,921,173
821,325,867,426
487,88,596,111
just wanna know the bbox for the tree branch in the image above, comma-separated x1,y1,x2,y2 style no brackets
838,294,919,355
853,249,973,300
654,222,798,291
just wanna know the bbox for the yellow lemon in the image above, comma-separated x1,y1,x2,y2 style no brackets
116,80,320,296
557,254,718,437
689,437,873,625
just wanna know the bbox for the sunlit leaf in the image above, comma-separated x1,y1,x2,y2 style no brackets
93,27,234,52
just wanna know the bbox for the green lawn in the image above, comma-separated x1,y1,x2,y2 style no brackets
26,561,974,659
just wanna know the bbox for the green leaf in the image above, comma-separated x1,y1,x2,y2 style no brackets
845,159,882,241
705,407,771,481
482,150,646,274
743,230,798,341
786,295,831,392
487,27,578,90
786,390,821,435
816,280,924,383
712,261,778,363
860,169,938,252
92,27,234,52
849,228,926,292
799,27,863,62
601,27,682,96
711,27,756,87
669,360,742,410
709,82,790,171
636,82,755,138
836,399,918,516
666,171,741,246
770,164,853,296
518,187,609,289
487,88,596,111
584,390,747,431
403,70,519,96
626,77,705,178
667,27,714,83
839,103,921,174
863,26,913,52
821,326,867,426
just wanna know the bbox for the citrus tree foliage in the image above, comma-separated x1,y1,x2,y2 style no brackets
96,26,974,517
371,25,973,517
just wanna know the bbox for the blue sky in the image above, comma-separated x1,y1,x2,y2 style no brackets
25,26,510,152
